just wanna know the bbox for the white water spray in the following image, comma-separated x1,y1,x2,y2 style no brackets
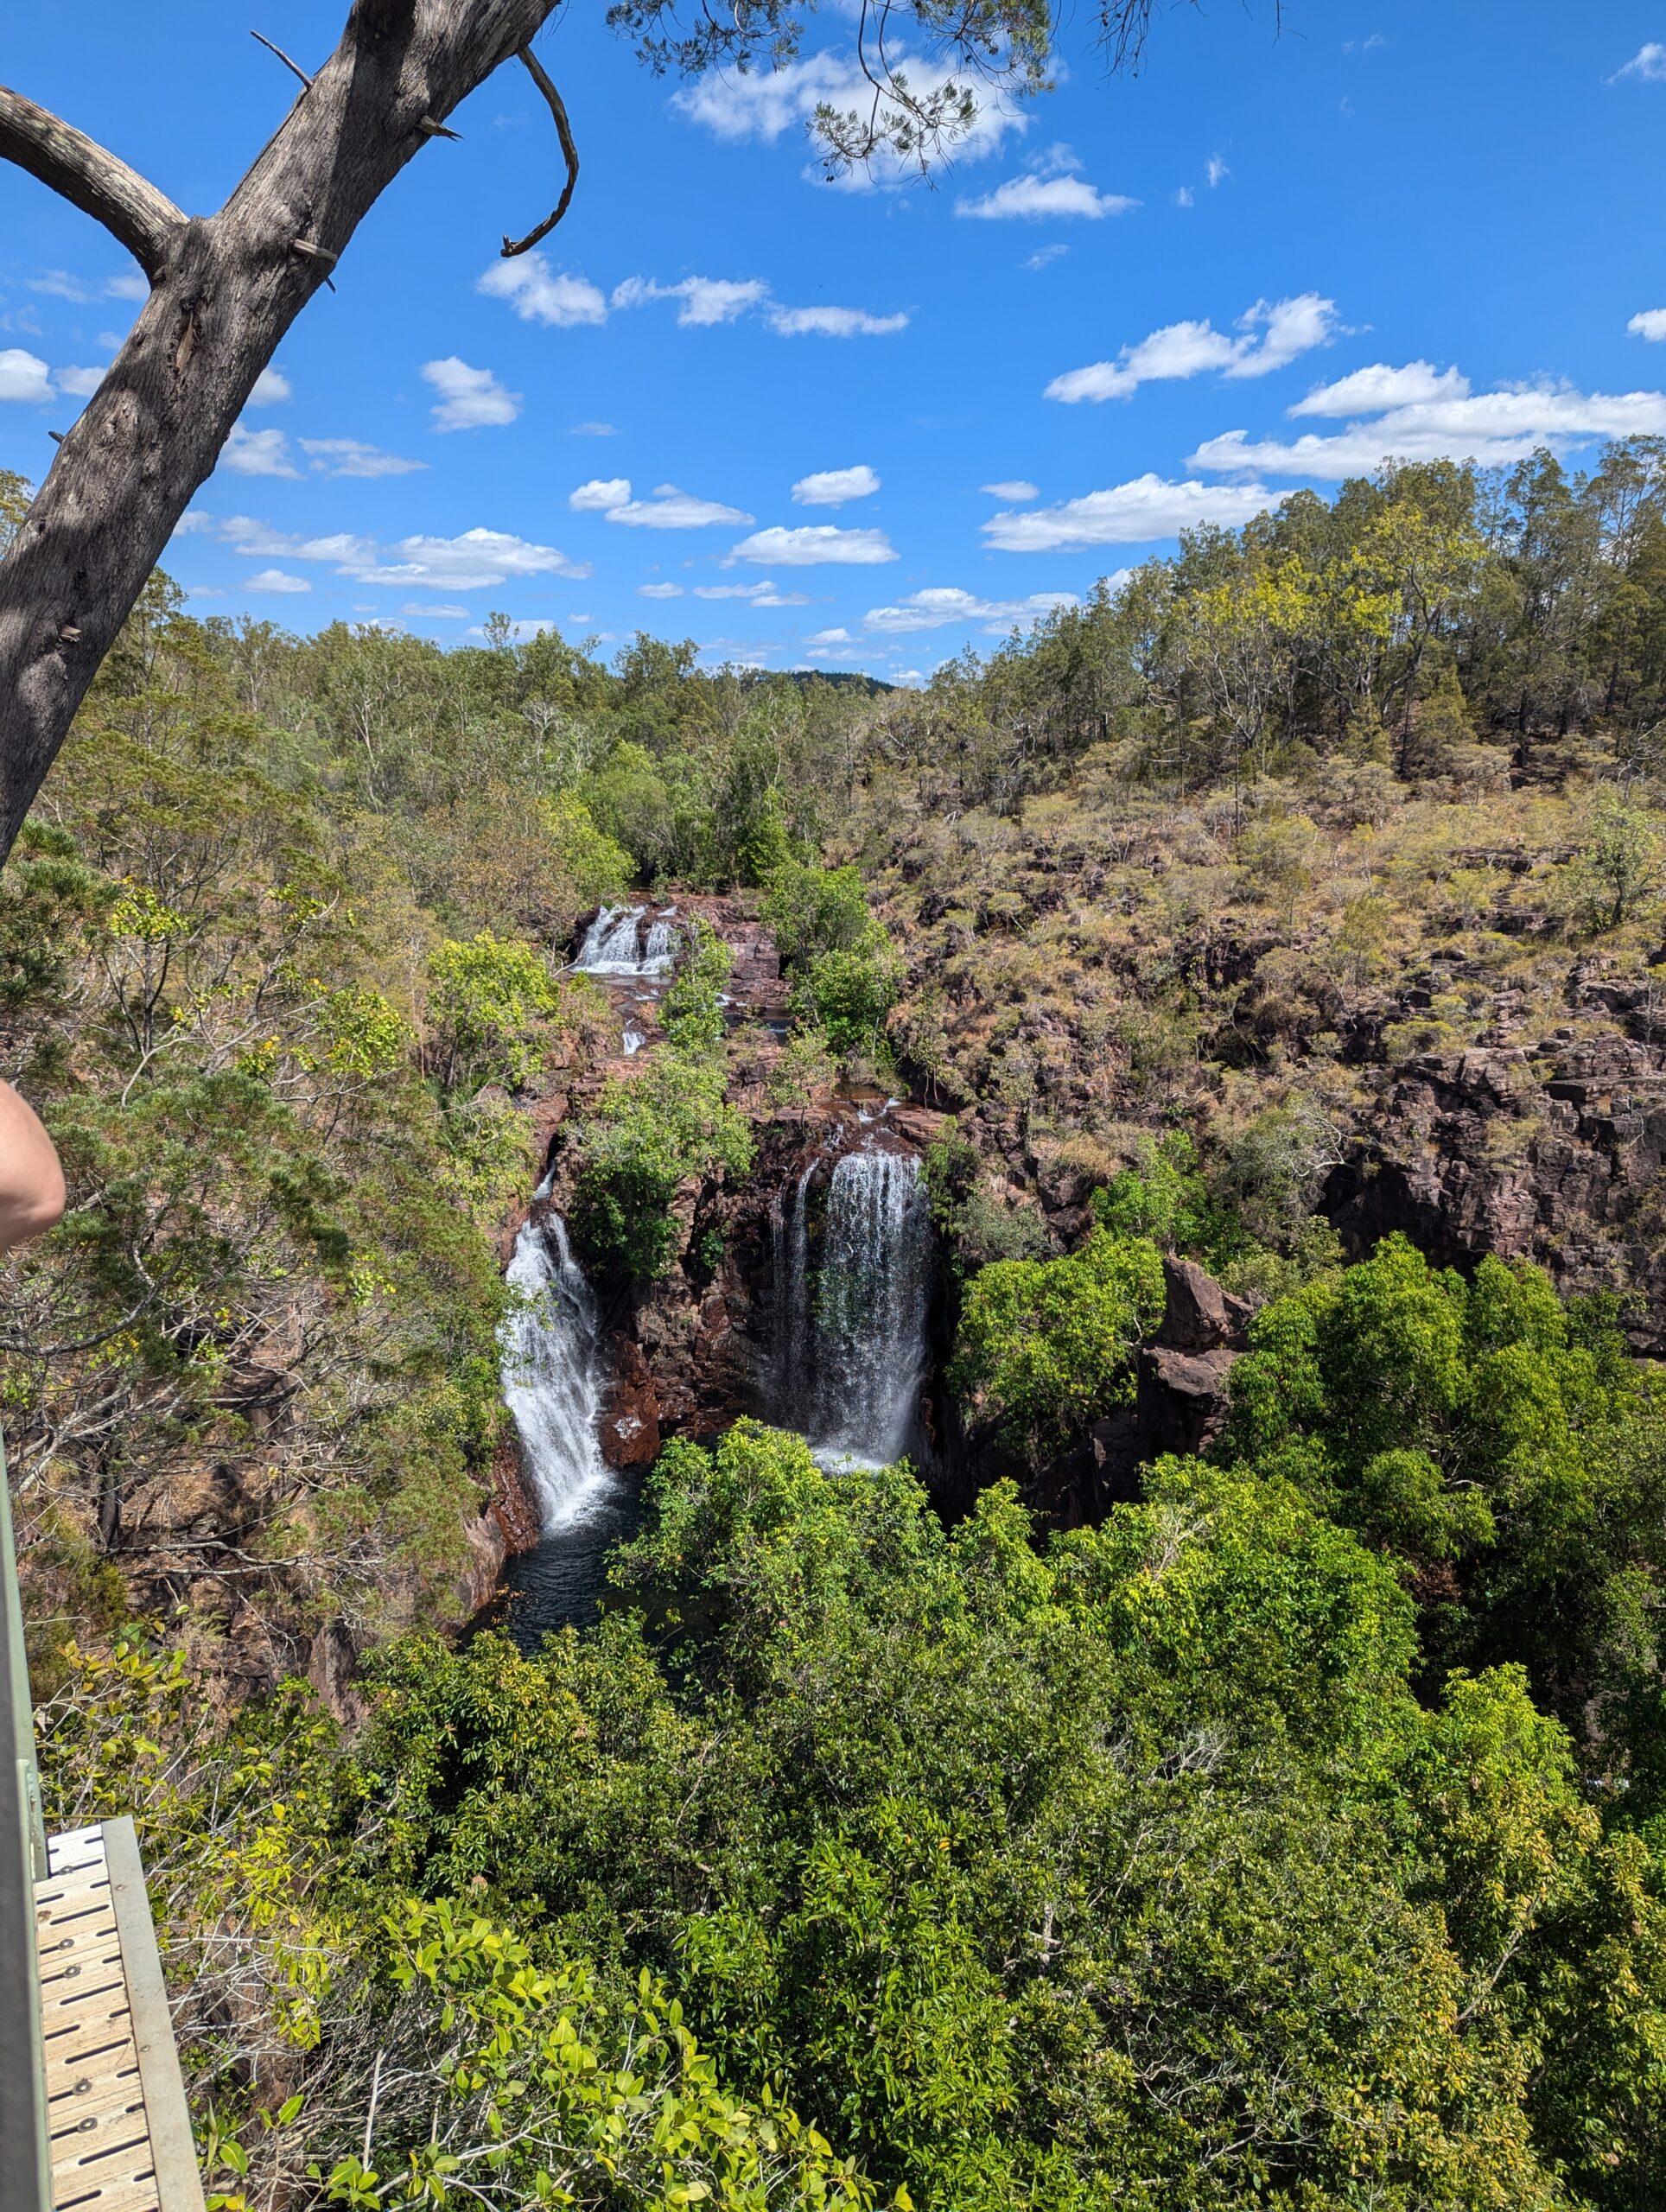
499,1206,612,1529
574,906,680,977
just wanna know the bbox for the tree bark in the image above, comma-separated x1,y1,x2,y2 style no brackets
0,0,560,862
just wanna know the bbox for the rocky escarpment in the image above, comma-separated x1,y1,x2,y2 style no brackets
1328,1020,1666,1348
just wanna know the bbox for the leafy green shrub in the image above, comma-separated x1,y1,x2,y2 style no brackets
426,931,558,1093
659,916,733,1054
950,1228,1165,1462
569,1056,754,1281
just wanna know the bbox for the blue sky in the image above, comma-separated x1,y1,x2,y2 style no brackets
3,2,1666,680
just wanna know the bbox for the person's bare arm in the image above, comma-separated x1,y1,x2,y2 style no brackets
0,1081,65,1250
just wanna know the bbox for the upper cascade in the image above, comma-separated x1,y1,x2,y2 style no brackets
574,905,680,978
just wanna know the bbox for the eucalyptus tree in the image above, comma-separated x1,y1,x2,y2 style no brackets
0,0,1172,861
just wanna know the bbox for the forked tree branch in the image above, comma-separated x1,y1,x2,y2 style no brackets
0,85,186,283
501,45,578,257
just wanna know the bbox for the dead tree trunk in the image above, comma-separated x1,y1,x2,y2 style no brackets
0,0,564,862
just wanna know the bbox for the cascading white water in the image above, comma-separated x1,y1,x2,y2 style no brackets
499,1207,611,1529
574,906,680,977
769,1147,933,1468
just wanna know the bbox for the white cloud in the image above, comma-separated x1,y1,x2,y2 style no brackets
613,275,768,326
299,437,427,479
792,465,880,505
570,478,633,512
423,356,521,431
55,365,105,397
957,175,1136,220
768,305,908,337
215,515,589,588
671,47,1027,183
1046,293,1338,403
1206,155,1230,187
1026,244,1069,270
1630,309,1666,342
245,569,311,594
0,348,53,404
468,618,565,641
638,582,685,598
570,420,616,435
982,479,1038,501
1175,186,1194,208
606,484,755,528
401,602,471,618
1190,381,1666,478
863,586,1078,634
478,254,608,327
105,272,148,302
1611,41,1666,82
1290,360,1466,416
694,581,812,606
807,626,855,645
249,366,292,406
29,270,89,302
728,524,899,566
220,423,301,477
982,474,1275,552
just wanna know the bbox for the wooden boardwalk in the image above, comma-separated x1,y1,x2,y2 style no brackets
33,1821,203,2212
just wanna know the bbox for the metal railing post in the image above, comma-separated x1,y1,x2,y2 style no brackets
0,1438,54,2212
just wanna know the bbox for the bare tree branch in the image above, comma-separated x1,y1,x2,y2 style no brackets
250,29,316,92
501,45,579,257
0,0,564,863
0,83,186,282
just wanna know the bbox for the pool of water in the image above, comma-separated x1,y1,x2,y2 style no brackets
480,1480,644,1650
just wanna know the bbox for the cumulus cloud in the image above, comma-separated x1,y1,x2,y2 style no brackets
1611,41,1666,82
807,626,855,645
862,586,1078,634
728,524,899,566
55,365,105,397
957,175,1136,220
245,569,311,594
694,581,812,606
0,348,54,404
671,47,1027,183
207,514,589,588
570,478,633,512
982,480,1038,501
1630,309,1666,342
570,420,616,435
221,424,301,478
571,477,754,527
1189,379,1666,478
613,275,768,326
301,439,427,479
768,305,909,337
477,254,608,327
1289,360,1466,416
792,465,880,505
1046,294,1338,404
982,474,1275,552
423,357,521,431
249,366,292,406
637,582,685,598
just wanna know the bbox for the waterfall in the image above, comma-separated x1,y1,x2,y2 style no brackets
575,906,680,977
499,1207,610,1529
768,1147,933,1468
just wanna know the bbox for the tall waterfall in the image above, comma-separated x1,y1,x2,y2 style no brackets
574,906,679,977
770,1147,933,1468
499,1206,610,1528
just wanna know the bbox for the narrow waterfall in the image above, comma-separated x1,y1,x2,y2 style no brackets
768,1147,934,1468
499,1207,609,1528
494,1203,641,1644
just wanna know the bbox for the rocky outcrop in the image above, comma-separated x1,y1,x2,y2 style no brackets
1328,1027,1666,1349
598,1337,663,1469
